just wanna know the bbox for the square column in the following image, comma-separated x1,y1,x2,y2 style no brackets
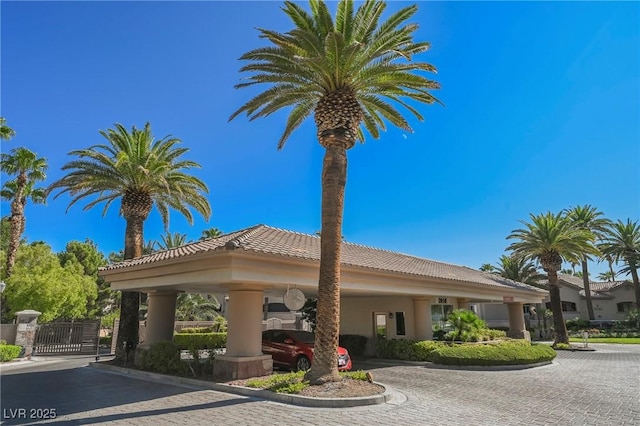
214,289,272,379
15,310,41,357
413,298,433,341
456,298,470,310
143,290,178,346
506,302,531,341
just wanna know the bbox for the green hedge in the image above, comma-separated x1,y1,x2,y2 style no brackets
0,345,22,362
430,342,556,366
339,335,367,356
178,327,216,334
377,339,446,361
173,332,226,350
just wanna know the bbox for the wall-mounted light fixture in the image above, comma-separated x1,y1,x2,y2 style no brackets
388,312,393,319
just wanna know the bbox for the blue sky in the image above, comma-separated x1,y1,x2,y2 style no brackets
1,1,639,277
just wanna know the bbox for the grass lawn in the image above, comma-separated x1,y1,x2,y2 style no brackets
569,337,640,344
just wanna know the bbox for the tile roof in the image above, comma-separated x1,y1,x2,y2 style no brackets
101,224,546,294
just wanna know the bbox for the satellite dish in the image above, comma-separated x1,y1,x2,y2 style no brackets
283,288,305,311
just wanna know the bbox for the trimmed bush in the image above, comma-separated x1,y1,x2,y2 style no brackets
377,339,446,361
99,336,112,346
137,341,187,375
430,342,556,366
339,334,367,356
566,318,591,331
173,332,226,350
0,344,22,362
178,327,215,334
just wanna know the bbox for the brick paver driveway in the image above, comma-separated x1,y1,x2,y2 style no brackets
1,344,638,425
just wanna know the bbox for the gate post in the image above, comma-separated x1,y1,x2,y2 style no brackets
15,310,41,357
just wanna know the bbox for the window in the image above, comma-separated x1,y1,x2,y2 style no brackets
545,301,577,312
395,312,406,336
431,304,453,330
617,302,634,314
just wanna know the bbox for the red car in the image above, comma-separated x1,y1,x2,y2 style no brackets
262,330,352,372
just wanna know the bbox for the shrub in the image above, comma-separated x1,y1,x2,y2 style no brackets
341,370,369,381
377,339,446,361
339,334,367,357
446,310,487,342
486,329,507,340
0,344,22,362
137,341,187,375
179,327,215,334
99,336,112,346
173,332,226,350
566,318,591,331
430,342,556,366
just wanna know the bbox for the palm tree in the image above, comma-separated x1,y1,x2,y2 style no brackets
596,271,617,282
560,268,574,275
494,255,546,287
600,219,640,308
154,231,191,251
0,147,48,278
0,117,16,141
230,0,440,384
48,122,211,361
565,205,611,320
507,212,596,345
175,293,220,321
479,263,496,273
200,227,223,240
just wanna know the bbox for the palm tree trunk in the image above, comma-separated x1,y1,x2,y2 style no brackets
4,179,26,279
547,269,569,345
581,260,595,320
629,261,640,309
607,255,616,280
114,217,144,362
306,144,347,385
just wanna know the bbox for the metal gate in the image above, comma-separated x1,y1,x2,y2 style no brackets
34,320,101,355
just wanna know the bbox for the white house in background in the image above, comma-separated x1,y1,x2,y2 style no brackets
100,224,547,379
476,273,636,327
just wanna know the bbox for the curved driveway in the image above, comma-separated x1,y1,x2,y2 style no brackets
1,344,638,425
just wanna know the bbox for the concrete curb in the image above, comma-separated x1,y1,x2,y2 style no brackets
357,357,554,371
89,362,399,408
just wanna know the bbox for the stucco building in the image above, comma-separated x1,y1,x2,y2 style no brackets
100,224,548,378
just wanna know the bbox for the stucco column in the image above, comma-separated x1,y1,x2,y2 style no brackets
457,298,470,310
226,289,264,356
214,288,272,379
507,302,531,341
413,298,433,341
144,290,178,346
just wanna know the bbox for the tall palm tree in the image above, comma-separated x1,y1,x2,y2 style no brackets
600,219,640,308
200,227,223,240
565,205,611,320
230,0,440,384
507,212,596,345
48,122,211,361
154,231,191,251
0,147,48,278
0,117,16,141
494,255,546,287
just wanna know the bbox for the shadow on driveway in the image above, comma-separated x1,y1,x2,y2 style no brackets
0,361,255,425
